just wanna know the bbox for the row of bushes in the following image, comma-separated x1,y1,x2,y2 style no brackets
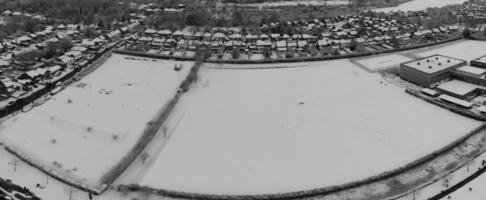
114,35,462,65
99,49,206,192
98,94,181,189
115,93,486,200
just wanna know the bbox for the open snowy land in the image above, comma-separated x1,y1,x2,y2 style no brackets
226,0,349,7
0,54,192,188
128,59,481,195
415,40,486,61
374,0,467,12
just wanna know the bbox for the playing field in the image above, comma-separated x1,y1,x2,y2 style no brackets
132,59,481,195
0,54,192,187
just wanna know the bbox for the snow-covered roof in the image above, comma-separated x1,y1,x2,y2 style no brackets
437,80,479,97
439,94,472,108
203,32,212,38
473,55,486,64
47,65,62,73
456,66,486,76
1,77,14,88
212,32,226,39
245,34,257,39
138,37,153,42
158,29,172,35
172,30,183,36
144,29,157,34
17,36,31,43
58,55,74,64
256,40,271,46
229,33,242,39
64,50,82,58
259,34,269,39
317,39,329,46
71,46,88,52
421,88,438,96
297,40,308,47
402,55,464,74
479,106,486,113
26,68,48,78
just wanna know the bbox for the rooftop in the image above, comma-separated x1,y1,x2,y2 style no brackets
456,65,486,76
402,55,465,74
437,79,480,96
473,55,486,63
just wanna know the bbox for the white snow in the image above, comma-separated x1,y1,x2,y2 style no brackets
0,54,192,187
456,66,486,76
437,79,480,97
374,0,467,13
354,54,413,72
416,40,486,61
133,59,481,195
230,0,349,7
446,164,486,200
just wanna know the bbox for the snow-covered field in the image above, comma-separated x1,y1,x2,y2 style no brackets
132,59,481,195
416,40,486,61
374,0,467,12
353,53,413,72
0,54,192,187
228,0,349,7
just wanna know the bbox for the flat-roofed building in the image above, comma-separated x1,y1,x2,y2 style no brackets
439,94,473,109
400,55,466,87
437,79,481,100
455,66,486,78
471,55,486,68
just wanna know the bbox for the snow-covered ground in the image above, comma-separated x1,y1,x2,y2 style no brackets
0,144,126,200
374,0,467,12
227,0,349,7
353,53,413,72
446,161,486,200
415,40,486,61
129,59,481,195
0,54,192,187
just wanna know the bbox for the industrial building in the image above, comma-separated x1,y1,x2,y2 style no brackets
471,55,486,68
400,55,466,87
436,79,482,100
455,65,486,78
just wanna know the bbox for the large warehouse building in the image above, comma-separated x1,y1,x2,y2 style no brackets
400,55,466,87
